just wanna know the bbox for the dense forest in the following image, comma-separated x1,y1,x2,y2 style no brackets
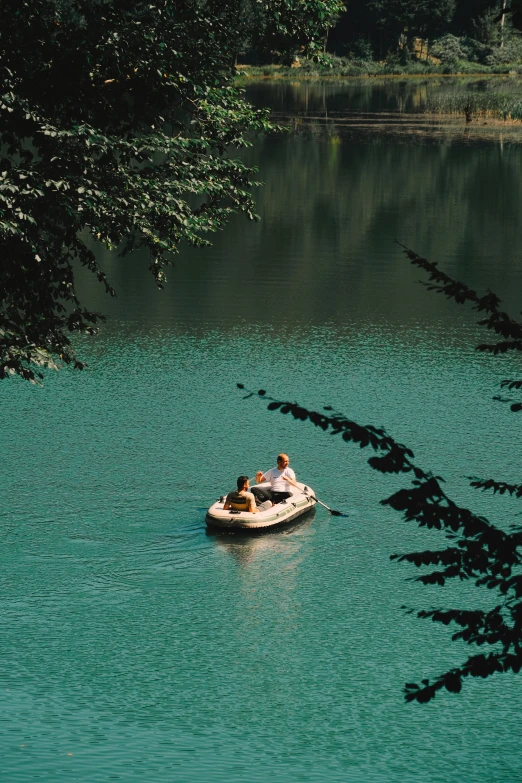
241,0,522,71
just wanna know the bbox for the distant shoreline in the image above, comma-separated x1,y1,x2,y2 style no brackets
236,66,521,82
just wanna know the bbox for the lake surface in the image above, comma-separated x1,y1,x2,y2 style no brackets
3,79,522,782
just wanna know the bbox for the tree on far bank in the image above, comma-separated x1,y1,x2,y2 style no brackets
329,0,456,59
245,0,345,63
328,0,521,60
0,0,343,383
368,0,457,44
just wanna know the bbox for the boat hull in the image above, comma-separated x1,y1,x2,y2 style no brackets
206,481,317,531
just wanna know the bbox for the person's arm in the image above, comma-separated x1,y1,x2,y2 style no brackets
256,469,268,484
284,472,298,490
223,494,231,510
248,493,258,513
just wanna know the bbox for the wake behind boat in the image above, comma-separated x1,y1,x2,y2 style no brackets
206,480,317,531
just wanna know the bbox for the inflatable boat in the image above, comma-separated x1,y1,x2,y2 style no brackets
206,480,317,531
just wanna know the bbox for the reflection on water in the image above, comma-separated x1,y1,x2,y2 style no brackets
3,80,522,782
208,511,316,567
245,76,522,116
77,136,522,335
247,78,522,145
70,78,522,338
273,112,522,145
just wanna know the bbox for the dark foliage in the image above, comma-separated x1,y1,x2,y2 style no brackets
248,0,345,64
328,0,522,62
495,0,522,32
242,246,522,702
0,0,342,383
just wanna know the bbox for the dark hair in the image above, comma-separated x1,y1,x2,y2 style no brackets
237,475,249,490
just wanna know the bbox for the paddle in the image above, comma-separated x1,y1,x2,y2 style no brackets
307,494,346,517
266,474,348,518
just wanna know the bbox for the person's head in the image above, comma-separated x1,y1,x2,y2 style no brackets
277,453,289,469
237,475,249,491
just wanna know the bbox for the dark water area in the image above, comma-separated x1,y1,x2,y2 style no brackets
2,80,522,782
248,76,522,145
246,75,522,111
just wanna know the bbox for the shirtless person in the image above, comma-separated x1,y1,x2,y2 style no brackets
224,475,259,513
251,453,296,506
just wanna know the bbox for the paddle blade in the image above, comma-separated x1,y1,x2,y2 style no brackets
330,509,347,517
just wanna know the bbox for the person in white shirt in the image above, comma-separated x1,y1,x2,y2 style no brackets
252,453,296,506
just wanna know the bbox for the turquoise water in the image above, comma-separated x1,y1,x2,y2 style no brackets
2,82,522,781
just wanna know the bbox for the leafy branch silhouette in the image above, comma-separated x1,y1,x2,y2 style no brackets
239,246,522,703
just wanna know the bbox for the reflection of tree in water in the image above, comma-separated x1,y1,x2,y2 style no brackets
275,111,522,145
246,77,522,116
76,81,522,337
